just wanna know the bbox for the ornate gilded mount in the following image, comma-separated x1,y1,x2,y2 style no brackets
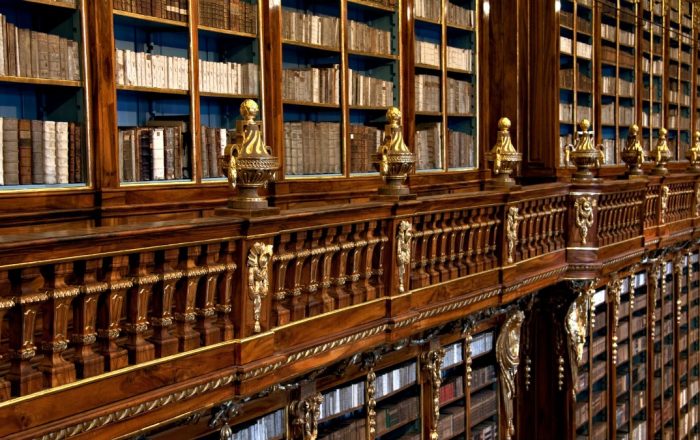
686,131,700,173
486,117,521,187
220,100,280,214
496,310,525,440
372,107,417,200
565,119,605,181
650,128,672,176
621,124,646,177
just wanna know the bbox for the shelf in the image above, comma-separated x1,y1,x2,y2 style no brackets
117,85,189,95
440,393,466,408
349,105,393,111
470,379,497,395
200,91,259,100
347,0,397,12
446,67,474,75
415,63,442,71
283,100,340,109
23,0,77,10
282,39,340,53
448,113,476,118
415,111,443,117
113,9,188,28
198,25,257,39
347,49,398,61
0,75,82,88
376,382,417,403
376,417,418,437
446,23,476,32
415,16,441,26
470,409,497,428
318,403,364,424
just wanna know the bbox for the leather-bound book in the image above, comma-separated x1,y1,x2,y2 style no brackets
152,127,165,180
138,128,153,181
37,31,49,78
6,22,16,77
68,122,75,183
47,34,61,79
164,126,176,180
18,119,32,185
200,125,209,178
74,124,83,182
207,126,218,177
18,28,31,78
3,118,19,185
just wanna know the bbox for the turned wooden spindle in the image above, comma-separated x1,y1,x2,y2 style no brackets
173,246,204,352
215,241,236,341
330,225,352,309
195,243,222,346
362,221,380,301
97,255,130,371
149,248,180,358
125,253,156,364
72,259,106,378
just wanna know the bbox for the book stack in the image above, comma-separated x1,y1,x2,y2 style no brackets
619,106,635,126
576,16,592,34
114,0,188,22
115,49,189,90
600,102,614,125
199,60,259,96
200,126,227,179
0,118,82,186
437,407,465,438
415,122,442,170
601,23,616,41
442,342,464,368
376,396,419,435
446,46,474,72
472,365,496,389
350,124,382,173
471,332,494,358
602,75,616,95
198,0,258,34
375,362,417,398
360,0,397,7
415,40,441,67
446,1,475,28
232,409,285,440
559,102,573,123
448,130,474,168
284,122,341,175
577,105,591,122
439,376,464,404
0,15,81,81
349,70,393,107
415,74,440,112
415,0,441,22
577,41,592,59
282,66,340,105
470,389,497,426
560,68,573,89
446,78,474,114
560,36,573,55
578,72,592,92
281,8,340,49
348,21,392,56
560,11,573,29
620,29,635,46
319,382,365,420
619,78,634,97
119,124,189,182
472,421,498,439
318,419,366,440
652,59,663,76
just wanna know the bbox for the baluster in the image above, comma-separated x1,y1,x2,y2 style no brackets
526,202,537,259
436,213,450,281
445,212,459,280
97,255,130,371
305,229,324,316
362,221,380,299
290,233,309,322
454,212,468,277
375,224,388,297
533,201,544,255
318,228,337,310
173,247,203,352
486,206,500,269
475,207,488,272
7,267,45,395
0,271,15,400
348,223,366,301
72,259,106,378
413,215,430,287
149,249,180,358
125,253,156,364
216,241,237,341
39,262,79,386
465,209,478,274
272,234,293,327
425,214,441,283
542,199,553,253
195,243,222,346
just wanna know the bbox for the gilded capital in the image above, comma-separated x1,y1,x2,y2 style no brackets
486,117,521,186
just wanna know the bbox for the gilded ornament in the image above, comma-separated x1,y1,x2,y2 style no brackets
247,242,273,333
496,310,525,440
421,348,445,440
695,183,700,217
486,117,522,186
608,275,622,365
396,220,412,293
366,369,377,437
220,100,279,211
621,124,646,176
651,128,672,175
506,206,520,264
372,107,416,198
574,196,597,245
660,185,670,224
565,119,605,180
566,280,594,400
687,131,700,173
289,393,323,440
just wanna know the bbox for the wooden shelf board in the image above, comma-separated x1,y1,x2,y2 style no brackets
439,393,465,408
446,67,474,75
283,100,340,109
282,39,341,53
0,183,88,192
470,379,497,395
446,22,476,32
318,403,365,424
347,0,397,12
113,9,188,28
349,105,392,111
415,63,441,71
376,416,418,437
415,16,441,26
198,25,257,39
375,382,417,403
415,111,442,117
200,91,259,100
23,0,77,10
0,75,81,88
117,84,189,95
447,113,475,118
347,49,398,60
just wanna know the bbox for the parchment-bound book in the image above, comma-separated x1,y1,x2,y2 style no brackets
55,122,69,183
3,118,19,185
116,49,125,85
0,117,4,185
152,128,165,180
42,121,56,184
217,128,226,177
37,31,49,78
0,15,6,77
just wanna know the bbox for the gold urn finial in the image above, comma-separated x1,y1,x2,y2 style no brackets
372,107,416,199
565,118,605,180
650,127,672,175
686,130,700,173
486,116,521,186
220,99,279,212
621,123,646,177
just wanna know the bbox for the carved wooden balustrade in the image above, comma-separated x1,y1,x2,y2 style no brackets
0,175,698,439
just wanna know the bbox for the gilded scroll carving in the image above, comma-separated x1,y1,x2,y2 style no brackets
506,207,520,264
397,220,412,293
574,196,596,245
247,242,274,333
289,393,323,440
366,369,377,438
496,310,525,440
565,280,595,400
421,348,445,440
608,275,622,365
660,185,669,224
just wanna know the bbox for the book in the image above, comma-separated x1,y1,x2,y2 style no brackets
152,128,165,180
3,118,19,185
55,122,69,184
18,119,32,185
0,118,3,185
42,121,57,184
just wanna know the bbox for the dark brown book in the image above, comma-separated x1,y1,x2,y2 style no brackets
30,120,43,184
164,127,175,180
18,119,31,185
206,126,218,178
74,124,82,182
30,31,40,78
37,32,49,78
59,37,68,80
68,122,75,183
18,28,31,78
47,34,61,79
3,118,19,185
153,0,163,19
6,22,17,77
138,128,153,181
200,125,209,178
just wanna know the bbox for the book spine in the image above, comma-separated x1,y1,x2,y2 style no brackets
0,117,3,185
74,125,82,182
152,127,165,180
3,118,19,185
18,119,32,185
43,121,56,184
55,122,69,184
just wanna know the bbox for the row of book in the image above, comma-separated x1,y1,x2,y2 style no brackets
437,406,466,439
118,124,190,182
115,49,189,90
375,362,417,398
319,381,365,420
442,342,464,369
668,90,691,106
348,69,394,108
361,0,398,7
439,376,464,404
198,0,258,35
198,60,259,96
282,66,340,105
470,389,497,426
349,124,381,174
446,47,474,73
318,418,365,440
200,126,227,179
114,0,188,22
376,396,419,436
472,365,496,390
232,409,285,440
283,122,342,175
0,118,82,186
472,421,498,439
0,15,81,81
281,9,340,49
446,2,476,28
601,76,635,97
642,58,664,76
348,21,392,56
416,122,443,170
471,332,494,358
415,74,441,113
446,78,474,115
415,40,440,68
415,0,441,22
448,130,476,169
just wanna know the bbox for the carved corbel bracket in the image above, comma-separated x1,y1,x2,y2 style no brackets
574,196,597,245
289,393,323,440
247,242,274,333
565,279,596,400
660,185,670,224
496,310,525,440
396,220,413,293
421,348,445,440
